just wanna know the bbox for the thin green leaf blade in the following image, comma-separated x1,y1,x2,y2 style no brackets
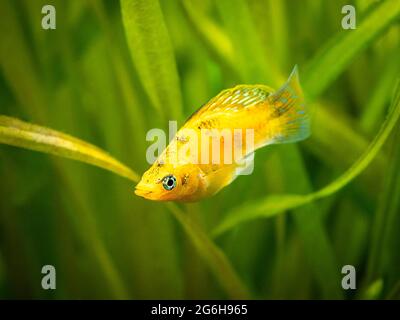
0,115,139,182
303,0,400,101
120,0,183,121
366,96,400,288
181,0,236,72
215,0,275,84
212,194,310,236
167,203,250,299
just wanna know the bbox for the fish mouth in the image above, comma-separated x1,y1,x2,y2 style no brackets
134,187,153,198
134,183,159,200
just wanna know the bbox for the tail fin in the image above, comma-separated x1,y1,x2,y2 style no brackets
268,65,310,144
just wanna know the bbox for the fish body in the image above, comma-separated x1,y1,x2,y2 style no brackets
135,66,310,202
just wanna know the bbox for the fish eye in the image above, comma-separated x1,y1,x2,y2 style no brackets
162,175,177,191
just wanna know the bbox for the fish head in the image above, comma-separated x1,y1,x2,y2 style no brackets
135,163,206,202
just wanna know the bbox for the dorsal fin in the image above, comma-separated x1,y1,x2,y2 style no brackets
211,85,273,109
184,85,274,126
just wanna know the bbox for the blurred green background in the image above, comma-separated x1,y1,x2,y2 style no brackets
0,0,399,299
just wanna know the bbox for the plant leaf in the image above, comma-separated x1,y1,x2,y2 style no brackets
166,203,250,299
303,0,400,101
360,51,400,133
181,0,236,72
213,81,400,236
0,115,139,183
366,92,400,286
215,0,275,84
120,0,183,121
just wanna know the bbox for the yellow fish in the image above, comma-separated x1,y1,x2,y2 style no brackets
135,66,310,202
